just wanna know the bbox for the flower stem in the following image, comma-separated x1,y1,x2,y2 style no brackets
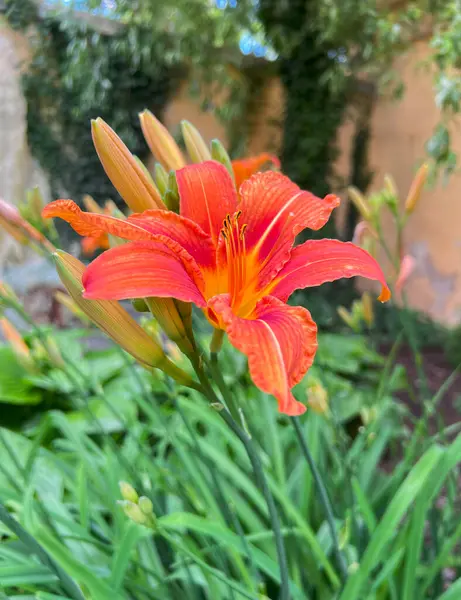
291,416,349,583
189,352,291,600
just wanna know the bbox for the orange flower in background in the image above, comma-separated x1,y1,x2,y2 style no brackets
231,153,281,190
43,161,390,415
79,197,112,256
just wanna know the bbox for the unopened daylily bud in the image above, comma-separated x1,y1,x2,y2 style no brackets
119,480,139,503
145,297,195,356
384,174,398,198
0,317,36,372
45,336,65,369
26,187,45,223
181,120,211,163
307,381,328,415
54,291,91,324
139,110,186,171
164,171,180,212
118,500,148,525
134,155,161,194
405,163,429,214
104,199,122,218
138,496,154,516
82,194,103,214
211,139,235,182
154,163,169,196
361,292,374,327
0,197,55,253
53,250,196,387
337,306,355,329
348,187,372,221
0,281,18,310
91,118,165,213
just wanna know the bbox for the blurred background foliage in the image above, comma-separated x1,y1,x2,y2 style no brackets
6,0,461,210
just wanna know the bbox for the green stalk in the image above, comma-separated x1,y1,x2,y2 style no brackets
189,352,292,600
291,417,349,583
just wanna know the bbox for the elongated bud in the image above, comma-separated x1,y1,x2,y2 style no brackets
139,110,186,171
361,292,374,327
82,194,103,214
53,250,196,387
0,281,19,312
145,297,195,356
118,500,148,525
0,197,55,253
384,175,398,198
348,187,372,221
134,155,161,195
154,163,169,196
91,118,165,212
181,120,211,163
307,381,329,415
26,187,45,222
138,496,154,516
54,290,91,324
0,317,36,372
337,306,355,329
211,139,235,182
405,163,429,214
45,336,66,368
164,171,180,212
119,481,139,503
396,254,416,294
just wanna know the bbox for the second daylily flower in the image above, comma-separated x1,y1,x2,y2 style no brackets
43,162,390,415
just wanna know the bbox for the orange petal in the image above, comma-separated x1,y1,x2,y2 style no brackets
128,210,216,270
42,200,154,241
270,239,391,303
208,294,317,416
232,153,281,190
92,118,165,212
176,161,238,246
238,172,340,288
83,240,206,306
53,250,195,385
81,233,110,256
139,110,186,171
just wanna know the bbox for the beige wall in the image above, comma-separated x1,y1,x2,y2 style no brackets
0,18,50,270
164,43,461,324
365,41,461,324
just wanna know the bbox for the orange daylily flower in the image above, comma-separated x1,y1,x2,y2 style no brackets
232,153,281,191
43,161,390,415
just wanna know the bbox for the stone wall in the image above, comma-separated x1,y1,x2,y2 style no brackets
0,18,50,271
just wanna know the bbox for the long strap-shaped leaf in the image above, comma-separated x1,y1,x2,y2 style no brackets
338,444,444,600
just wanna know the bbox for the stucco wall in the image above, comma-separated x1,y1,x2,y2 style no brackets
0,19,50,269
365,41,461,324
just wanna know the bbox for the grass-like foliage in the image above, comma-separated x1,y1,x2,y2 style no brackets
0,324,459,599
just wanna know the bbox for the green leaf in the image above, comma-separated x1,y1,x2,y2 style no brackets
339,444,444,600
0,347,41,405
